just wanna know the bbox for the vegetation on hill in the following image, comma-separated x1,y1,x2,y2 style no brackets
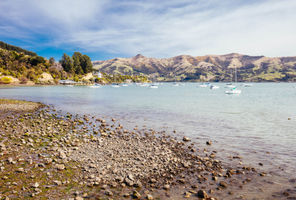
0,41,149,85
0,47,53,83
0,41,37,56
93,54,296,82
96,73,149,84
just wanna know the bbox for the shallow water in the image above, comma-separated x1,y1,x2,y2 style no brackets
1,83,296,197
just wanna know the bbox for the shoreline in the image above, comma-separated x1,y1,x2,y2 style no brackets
0,99,293,199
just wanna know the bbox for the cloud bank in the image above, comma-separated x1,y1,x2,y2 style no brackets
0,0,296,59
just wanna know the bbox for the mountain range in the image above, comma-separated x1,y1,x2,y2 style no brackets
93,53,296,82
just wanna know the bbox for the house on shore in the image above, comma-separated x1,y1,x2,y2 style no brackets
93,71,102,78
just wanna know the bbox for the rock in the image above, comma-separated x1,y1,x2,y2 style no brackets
133,190,141,199
183,136,191,142
134,181,142,188
163,184,170,190
146,194,154,200
105,190,113,196
16,168,24,173
75,197,83,200
53,180,62,185
184,192,191,198
123,193,130,197
32,182,39,188
59,151,67,159
219,181,228,188
259,172,266,176
150,178,157,183
178,178,185,184
55,164,65,170
197,190,208,198
206,140,212,145
7,157,14,164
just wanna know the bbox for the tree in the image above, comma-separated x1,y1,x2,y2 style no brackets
49,57,55,65
72,52,83,74
80,54,93,74
60,53,74,73
30,56,45,66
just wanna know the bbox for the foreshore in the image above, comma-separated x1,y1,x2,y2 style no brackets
0,99,270,199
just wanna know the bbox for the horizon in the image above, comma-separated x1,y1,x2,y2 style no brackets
1,0,296,61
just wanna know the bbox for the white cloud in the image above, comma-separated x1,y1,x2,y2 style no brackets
1,0,296,59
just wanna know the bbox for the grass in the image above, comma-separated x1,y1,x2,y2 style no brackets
0,99,29,104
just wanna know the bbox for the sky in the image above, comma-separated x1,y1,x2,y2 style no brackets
0,0,296,61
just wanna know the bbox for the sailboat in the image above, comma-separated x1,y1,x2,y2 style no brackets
225,67,241,94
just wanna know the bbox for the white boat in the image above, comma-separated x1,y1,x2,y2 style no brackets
121,84,128,87
199,83,208,88
112,84,120,88
226,85,236,88
173,83,180,87
149,85,158,89
225,66,242,94
88,84,101,88
138,83,149,87
225,87,241,94
66,85,74,87
210,85,219,90
243,83,252,87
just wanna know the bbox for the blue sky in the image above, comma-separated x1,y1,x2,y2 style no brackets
0,0,296,61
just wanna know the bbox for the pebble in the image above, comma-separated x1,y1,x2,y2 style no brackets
197,190,208,198
32,182,39,188
132,190,141,199
183,136,191,142
163,184,170,190
55,164,65,170
16,168,24,173
146,194,154,200
219,181,228,188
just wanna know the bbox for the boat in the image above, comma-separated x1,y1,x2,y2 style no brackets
225,66,241,94
210,85,219,90
225,87,241,94
199,83,209,88
173,82,180,87
242,83,252,87
138,83,149,87
112,84,120,88
226,85,236,88
88,84,101,88
121,84,128,87
149,84,158,89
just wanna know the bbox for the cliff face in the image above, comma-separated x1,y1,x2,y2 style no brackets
93,53,296,82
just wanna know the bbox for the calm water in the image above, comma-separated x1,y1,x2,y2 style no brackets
1,83,296,179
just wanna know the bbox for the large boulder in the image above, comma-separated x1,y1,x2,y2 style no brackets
38,72,54,84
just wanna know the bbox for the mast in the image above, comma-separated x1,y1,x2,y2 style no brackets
235,67,237,83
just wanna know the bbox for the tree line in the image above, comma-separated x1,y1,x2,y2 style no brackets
60,52,93,75
0,41,37,56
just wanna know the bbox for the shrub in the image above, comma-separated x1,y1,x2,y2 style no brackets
0,76,13,84
19,76,28,84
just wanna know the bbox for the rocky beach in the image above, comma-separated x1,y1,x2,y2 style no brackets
0,99,293,200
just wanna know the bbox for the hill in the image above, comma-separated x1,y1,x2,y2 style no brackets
0,41,37,56
93,53,296,82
